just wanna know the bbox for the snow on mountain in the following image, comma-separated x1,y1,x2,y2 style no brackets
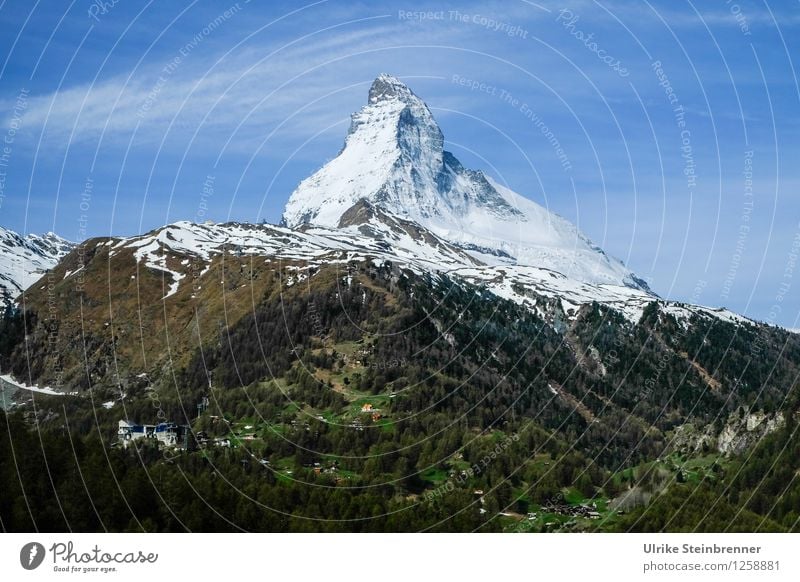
109,215,478,286
100,217,745,329
452,264,747,328
0,226,74,310
282,73,647,291
96,216,475,300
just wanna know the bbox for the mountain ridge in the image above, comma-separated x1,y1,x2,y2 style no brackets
0,75,760,347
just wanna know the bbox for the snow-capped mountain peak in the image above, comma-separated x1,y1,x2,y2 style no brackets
282,74,647,291
368,72,418,104
0,226,74,310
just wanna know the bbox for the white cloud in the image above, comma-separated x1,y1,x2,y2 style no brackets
7,1,616,159
11,21,478,155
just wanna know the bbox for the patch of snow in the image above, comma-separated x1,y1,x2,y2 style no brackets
0,374,76,396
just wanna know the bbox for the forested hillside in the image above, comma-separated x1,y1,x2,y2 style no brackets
2,257,798,532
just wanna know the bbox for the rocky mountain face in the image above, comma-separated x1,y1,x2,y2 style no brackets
672,407,789,456
0,226,73,311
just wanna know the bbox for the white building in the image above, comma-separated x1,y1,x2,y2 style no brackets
118,419,187,448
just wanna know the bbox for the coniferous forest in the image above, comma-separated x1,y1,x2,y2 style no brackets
1,259,798,532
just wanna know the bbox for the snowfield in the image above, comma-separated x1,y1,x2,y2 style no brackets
0,374,77,397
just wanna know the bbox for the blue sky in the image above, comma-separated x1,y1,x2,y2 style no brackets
0,0,798,326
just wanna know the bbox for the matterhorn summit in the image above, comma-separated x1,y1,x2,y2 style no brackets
282,74,647,290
